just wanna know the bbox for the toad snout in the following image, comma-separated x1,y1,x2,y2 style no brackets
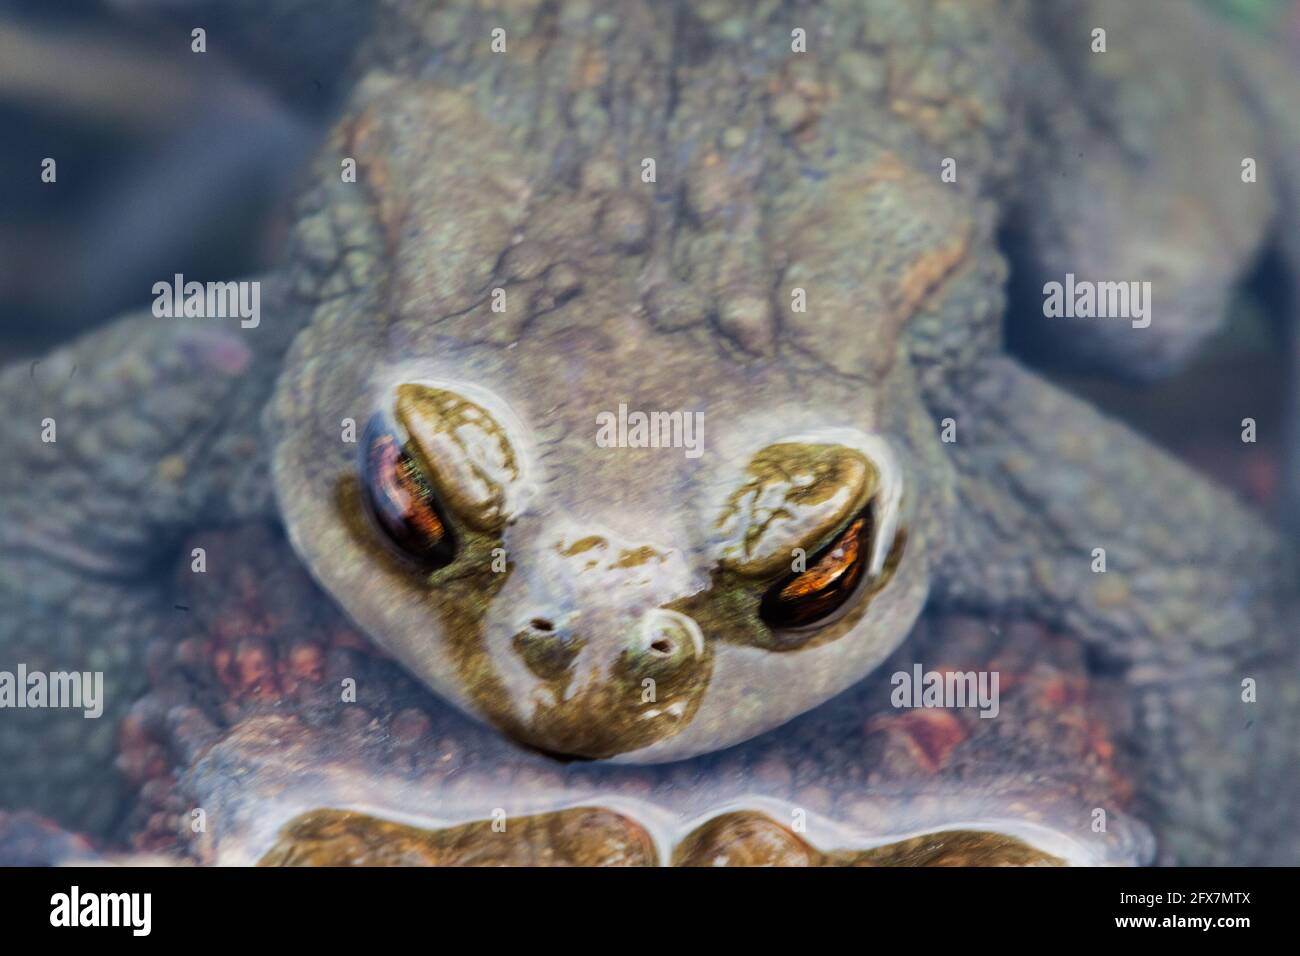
499,528,712,758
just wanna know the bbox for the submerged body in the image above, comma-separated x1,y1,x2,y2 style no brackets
120,527,1146,867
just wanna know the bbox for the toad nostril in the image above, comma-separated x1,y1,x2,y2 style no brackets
514,618,582,681
623,609,703,680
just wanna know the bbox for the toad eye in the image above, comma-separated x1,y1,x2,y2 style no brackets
360,415,457,568
759,511,871,631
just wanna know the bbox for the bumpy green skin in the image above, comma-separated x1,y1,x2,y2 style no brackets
271,0,983,760
271,0,1300,859
1,0,1298,863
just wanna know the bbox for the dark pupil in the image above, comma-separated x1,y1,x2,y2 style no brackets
759,514,870,630
361,422,456,568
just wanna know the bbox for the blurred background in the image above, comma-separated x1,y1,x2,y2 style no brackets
0,0,369,355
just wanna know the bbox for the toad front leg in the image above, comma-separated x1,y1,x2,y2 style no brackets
936,356,1299,865
0,279,307,834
